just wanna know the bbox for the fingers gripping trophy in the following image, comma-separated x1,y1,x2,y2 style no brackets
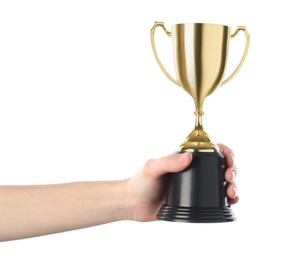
150,22,250,223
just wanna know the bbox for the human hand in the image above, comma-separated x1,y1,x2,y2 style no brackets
217,143,239,205
125,144,238,222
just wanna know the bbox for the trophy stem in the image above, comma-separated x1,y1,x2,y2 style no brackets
194,110,204,130
179,109,218,152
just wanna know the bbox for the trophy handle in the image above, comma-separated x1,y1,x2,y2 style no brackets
220,26,250,86
150,22,180,86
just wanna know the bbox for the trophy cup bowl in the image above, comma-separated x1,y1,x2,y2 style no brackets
150,22,250,222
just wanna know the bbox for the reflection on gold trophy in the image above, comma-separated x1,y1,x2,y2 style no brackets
151,22,249,222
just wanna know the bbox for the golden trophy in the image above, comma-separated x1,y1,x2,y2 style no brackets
150,22,250,222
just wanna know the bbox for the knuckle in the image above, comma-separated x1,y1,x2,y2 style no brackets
143,159,154,171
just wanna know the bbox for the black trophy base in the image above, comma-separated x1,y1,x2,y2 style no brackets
157,152,236,223
157,204,235,223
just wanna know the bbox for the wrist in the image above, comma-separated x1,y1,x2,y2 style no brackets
115,178,153,222
113,179,135,222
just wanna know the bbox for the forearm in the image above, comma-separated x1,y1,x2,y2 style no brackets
0,181,129,241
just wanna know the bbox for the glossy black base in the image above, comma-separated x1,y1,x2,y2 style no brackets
157,152,236,223
157,205,235,223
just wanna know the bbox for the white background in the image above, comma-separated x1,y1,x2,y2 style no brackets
0,0,281,259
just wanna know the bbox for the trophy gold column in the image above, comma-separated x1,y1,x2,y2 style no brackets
150,22,250,222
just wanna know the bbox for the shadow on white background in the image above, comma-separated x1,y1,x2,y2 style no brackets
0,0,281,259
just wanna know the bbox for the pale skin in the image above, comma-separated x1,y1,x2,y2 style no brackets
0,144,238,242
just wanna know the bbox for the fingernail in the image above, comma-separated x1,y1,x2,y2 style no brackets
231,169,236,180
179,153,191,163
232,185,237,197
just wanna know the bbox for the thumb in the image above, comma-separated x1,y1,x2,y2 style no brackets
144,152,193,179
